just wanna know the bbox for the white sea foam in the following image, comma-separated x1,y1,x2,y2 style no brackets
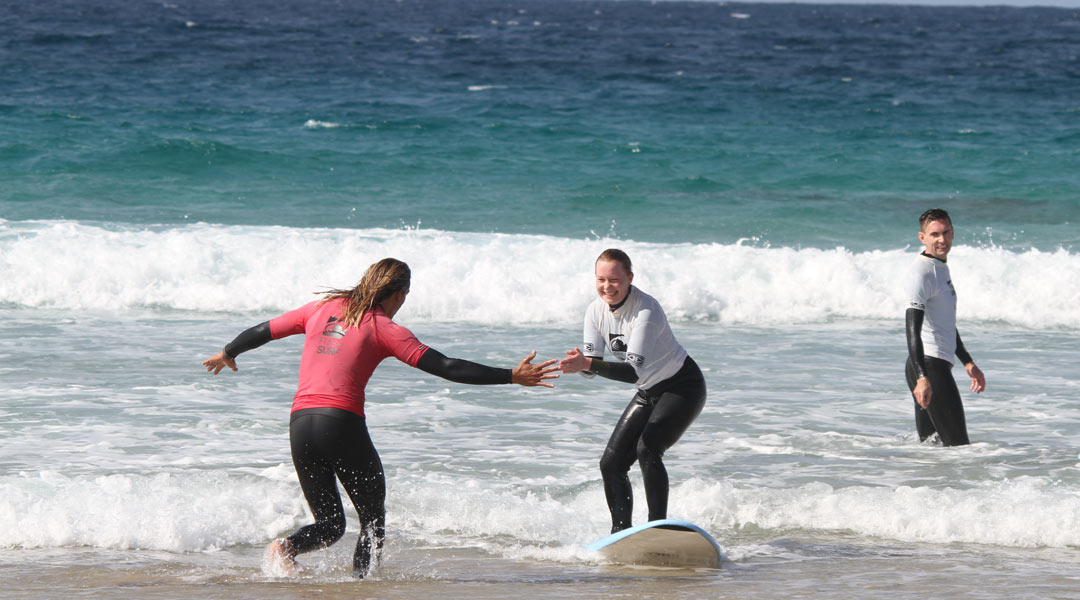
1,220,1078,328
681,477,1080,549
4,468,1079,553
303,119,343,129
0,469,304,551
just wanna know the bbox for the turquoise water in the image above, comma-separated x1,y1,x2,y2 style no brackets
2,1,1080,597
2,0,1078,247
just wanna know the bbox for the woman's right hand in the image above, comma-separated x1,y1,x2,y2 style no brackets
558,347,590,375
202,351,238,375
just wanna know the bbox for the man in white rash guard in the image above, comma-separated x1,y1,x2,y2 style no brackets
904,208,986,446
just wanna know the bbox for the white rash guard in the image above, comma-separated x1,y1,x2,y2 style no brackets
582,285,688,389
904,253,958,364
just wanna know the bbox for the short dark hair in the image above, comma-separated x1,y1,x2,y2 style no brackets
919,208,952,231
596,248,632,275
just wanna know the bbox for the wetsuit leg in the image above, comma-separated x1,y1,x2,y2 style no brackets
288,411,348,554
637,359,706,522
599,395,653,533
287,408,387,575
599,357,707,533
906,357,969,446
336,441,386,575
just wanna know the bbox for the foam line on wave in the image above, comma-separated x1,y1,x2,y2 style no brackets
1,220,1077,328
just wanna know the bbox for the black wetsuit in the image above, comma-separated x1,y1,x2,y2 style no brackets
905,308,972,446
590,356,707,533
287,407,386,572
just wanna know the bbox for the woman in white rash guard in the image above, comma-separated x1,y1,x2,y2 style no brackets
560,248,706,534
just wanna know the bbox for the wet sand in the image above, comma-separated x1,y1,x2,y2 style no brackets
4,535,1079,600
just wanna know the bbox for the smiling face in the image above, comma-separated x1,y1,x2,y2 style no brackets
595,259,633,306
918,217,954,261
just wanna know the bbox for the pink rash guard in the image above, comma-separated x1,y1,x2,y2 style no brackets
268,298,429,417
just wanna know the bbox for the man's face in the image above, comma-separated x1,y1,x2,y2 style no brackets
918,218,954,261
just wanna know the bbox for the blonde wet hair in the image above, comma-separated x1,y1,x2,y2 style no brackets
321,258,411,327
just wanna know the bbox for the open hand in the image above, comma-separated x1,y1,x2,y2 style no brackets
511,351,560,388
202,351,237,375
559,347,590,374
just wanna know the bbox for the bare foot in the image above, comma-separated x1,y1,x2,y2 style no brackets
263,538,299,577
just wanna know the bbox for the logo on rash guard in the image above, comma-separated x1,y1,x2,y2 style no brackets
626,352,645,368
608,333,627,354
323,316,347,339
584,342,595,354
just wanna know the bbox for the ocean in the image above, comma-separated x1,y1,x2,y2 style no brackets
2,0,1079,597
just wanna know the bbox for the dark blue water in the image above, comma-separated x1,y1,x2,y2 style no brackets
1,0,1078,248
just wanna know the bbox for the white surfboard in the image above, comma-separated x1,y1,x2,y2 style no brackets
585,519,723,568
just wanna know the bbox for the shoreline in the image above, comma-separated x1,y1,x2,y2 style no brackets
4,535,1079,600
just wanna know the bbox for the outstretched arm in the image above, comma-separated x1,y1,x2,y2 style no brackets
202,321,273,374
906,308,932,408
559,347,638,384
416,349,559,388
955,330,986,393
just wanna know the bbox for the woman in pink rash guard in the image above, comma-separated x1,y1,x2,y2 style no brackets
202,258,559,577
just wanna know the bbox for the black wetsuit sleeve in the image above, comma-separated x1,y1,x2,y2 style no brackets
955,330,973,366
584,357,639,384
223,321,273,360
905,308,928,380
415,348,513,385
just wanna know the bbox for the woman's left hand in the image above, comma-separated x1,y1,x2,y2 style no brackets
511,351,560,388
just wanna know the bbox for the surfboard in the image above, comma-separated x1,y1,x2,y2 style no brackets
585,519,723,568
